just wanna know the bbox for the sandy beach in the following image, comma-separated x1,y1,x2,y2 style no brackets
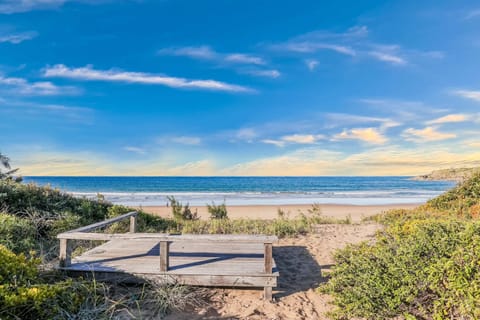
139,203,420,223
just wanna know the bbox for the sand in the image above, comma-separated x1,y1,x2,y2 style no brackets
152,203,418,319
165,223,383,320
140,203,420,223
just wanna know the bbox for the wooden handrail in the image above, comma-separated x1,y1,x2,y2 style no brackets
63,211,138,233
58,232,278,243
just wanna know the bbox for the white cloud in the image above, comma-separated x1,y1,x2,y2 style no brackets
368,51,407,65
235,128,257,142
305,59,319,71
159,46,266,65
0,31,37,43
426,114,470,125
0,74,79,95
43,64,252,93
325,113,401,130
158,46,216,60
243,69,281,78
123,146,146,155
224,53,265,65
171,136,202,145
402,126,456,142
262,134,325,147
333,127,388,145
453,90,480,102
0,99,93,123
0,0,114,14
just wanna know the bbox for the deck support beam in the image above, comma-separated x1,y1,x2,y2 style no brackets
59,238,71,267
160,241,170,272
264,242,273,300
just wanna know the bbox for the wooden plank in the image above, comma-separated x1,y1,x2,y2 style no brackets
160,241,169,272
58,232,278,243
58,211,137,235
59,238,71,267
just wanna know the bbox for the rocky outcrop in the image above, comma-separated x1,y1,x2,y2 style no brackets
412,167,480,182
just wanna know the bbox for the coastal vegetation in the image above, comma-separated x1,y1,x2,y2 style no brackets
322,171,480,319
0,169,344,318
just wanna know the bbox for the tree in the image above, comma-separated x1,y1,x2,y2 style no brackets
0,152,20,181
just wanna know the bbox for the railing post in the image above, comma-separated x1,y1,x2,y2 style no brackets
160,241,170,272
129,213,137,233
264,242,273,300
59,238,71,267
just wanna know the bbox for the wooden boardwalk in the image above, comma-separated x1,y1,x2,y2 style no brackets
57,212,279,299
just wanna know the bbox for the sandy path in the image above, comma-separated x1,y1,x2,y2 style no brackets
140,203,418,223
165,223,382,320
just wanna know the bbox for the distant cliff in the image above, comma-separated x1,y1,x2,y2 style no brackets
412,167,480,182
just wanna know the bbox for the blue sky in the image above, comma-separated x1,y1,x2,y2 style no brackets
1,0,480,176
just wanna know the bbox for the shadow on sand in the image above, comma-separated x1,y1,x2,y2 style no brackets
273,245,330,299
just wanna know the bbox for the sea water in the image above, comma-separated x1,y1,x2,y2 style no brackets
23,176,456,206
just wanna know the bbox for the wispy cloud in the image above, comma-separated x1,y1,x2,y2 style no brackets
262,134,325,147
43,64,252,93
0,74,79,96
426,114,470,125
453,90,480,102
159,46,266,65
333,127,388,144
123,146,146,155
157,135,202,146
325,113,401,130
171,136,202,145
305,59,319,71
368,50,406,65
402,126,456,142
224,53,265,65
271,25,441,67
0,99,93,123
0,31,37,43
0,0,113,14
0,0,70,14
242,69,281,78
465,9,480,20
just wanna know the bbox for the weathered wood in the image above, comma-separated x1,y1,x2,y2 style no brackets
59,238,71,267
264,286,273,301
264,243,273,274
129,215,137,233
159,241,170,272
58,232,278,243
62,211,137,234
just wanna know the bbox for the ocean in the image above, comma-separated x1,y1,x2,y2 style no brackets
22,176,456,207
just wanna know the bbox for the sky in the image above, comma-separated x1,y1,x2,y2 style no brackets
1,0,480,176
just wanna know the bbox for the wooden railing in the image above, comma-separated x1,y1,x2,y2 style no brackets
57,211,138,267
57,213,277,299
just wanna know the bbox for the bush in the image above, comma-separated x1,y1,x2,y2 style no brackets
167,196,198,221
0,214,37,254
426,171,480,217
321,218,480,319
207,201,228,219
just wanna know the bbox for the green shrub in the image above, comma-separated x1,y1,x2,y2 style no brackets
0,214,37,254
321,218,480,319
167,196,198,221
426,171,480,217
207,201,228,219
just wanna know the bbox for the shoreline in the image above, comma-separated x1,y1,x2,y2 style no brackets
139,203,421,222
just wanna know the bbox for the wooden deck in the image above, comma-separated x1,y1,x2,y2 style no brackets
57,212,279,299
